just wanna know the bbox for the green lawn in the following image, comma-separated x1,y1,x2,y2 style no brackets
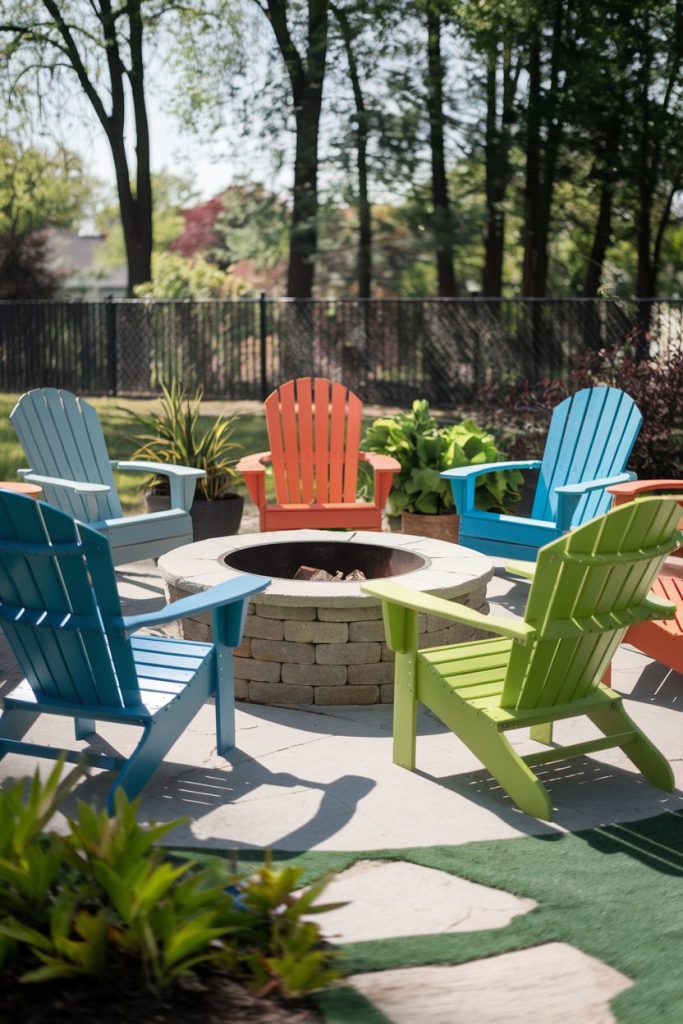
0,395,270,512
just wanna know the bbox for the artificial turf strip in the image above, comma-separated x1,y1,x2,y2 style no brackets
180,808,683,1024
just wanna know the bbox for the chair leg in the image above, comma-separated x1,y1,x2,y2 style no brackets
106,671,212,813
214,647,236,754
393,652,417,770
425,693,554,819
75,718,96,740
588,703,674,792
0,707,39,757
530,723,553,744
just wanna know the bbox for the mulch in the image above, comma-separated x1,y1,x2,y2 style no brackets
3,967,325,1024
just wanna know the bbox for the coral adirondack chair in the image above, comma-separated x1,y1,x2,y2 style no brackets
237,377,399,531
11,388,205,565
0,491,269,811
441,387,642,561
362,497,681,820
609,480,683,674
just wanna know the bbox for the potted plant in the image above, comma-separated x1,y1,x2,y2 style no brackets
361,399,522,541
125,380,244,541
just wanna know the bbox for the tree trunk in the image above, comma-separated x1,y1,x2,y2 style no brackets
521,32,542,298
582,180,613,305
482,40,514,297
333,3,372,298
288,99,322,298
521,2,565,300
426,0,458,297
37,0,153,295
266,0,328,299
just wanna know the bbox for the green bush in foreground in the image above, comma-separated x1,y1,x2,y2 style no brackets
0,761,341,997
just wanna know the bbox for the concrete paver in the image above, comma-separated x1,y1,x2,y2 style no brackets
348,943,633,1024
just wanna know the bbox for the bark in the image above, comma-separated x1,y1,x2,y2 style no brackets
426,0,458,297
482,38,515,297
333,3,372,298
521,1,565,299
265,0,328,298
583,179,614,297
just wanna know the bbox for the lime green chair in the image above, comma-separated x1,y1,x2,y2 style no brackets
362,497,682,820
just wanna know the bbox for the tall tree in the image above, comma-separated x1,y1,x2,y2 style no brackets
330,0,373,297
256,0,329,297
0,0,154,293
520,0,572,298
425,0,458,296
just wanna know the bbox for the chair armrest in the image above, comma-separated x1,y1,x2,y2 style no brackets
115,574,270,634
20,473,110,496
608,479,683,506
506,560,536,580
441,460,542,514
114,461,205,511
555,472,636,531
237,452,272,507
359,452,400,509
361,580,535,652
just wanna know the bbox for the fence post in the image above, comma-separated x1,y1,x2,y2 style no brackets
105,295,118,396
259,291,268,400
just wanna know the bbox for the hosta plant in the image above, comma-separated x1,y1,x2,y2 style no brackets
0,760,341,997
361,399,522,516
125,380,241,500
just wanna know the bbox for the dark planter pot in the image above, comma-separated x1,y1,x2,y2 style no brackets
190,494,245,542
400,511,460,543
145,491,171,514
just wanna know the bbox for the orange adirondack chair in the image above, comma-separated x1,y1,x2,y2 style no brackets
237,378,399,531
609,479,683,674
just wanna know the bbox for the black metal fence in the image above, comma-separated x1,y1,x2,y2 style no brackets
0,296,680,406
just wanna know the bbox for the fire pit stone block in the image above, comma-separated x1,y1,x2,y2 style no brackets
160,531,493,707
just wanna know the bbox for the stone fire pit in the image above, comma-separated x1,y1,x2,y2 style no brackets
159,530,493,707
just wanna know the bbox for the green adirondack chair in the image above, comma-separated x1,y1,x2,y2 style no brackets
11,388,206,565
0,491,269,811
362,497,682,820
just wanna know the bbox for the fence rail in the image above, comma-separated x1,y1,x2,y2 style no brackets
0,296,679,406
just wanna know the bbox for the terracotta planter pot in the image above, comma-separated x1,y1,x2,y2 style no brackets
190,494,244,542
400,511,460,543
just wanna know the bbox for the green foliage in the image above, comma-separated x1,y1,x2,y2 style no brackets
362,399,522,516
0,761,341,997
125,380,241,500
209,183,289,272
134,251,249,299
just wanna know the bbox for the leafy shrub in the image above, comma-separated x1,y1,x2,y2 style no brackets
361,399,523,516
480,346,683,478
124,380,241,500
0,761,340,997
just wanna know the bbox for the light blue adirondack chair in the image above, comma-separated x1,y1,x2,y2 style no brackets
11,388,205,565
0,491,269,811
442,387,641,561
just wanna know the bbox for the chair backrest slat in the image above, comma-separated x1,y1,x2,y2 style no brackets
531,387,641,525
11,389,122,522
314,377,331,502
0,493,139,709
265,377,364,506
502,497,681,710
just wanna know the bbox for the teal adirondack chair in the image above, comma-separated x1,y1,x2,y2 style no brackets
362,497,682,820
11,388,205,565
0,491,269,811
442,387,641,561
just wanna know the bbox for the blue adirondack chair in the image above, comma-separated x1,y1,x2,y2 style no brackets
0,491,269,811
11,388,205,565
442,387,641,561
